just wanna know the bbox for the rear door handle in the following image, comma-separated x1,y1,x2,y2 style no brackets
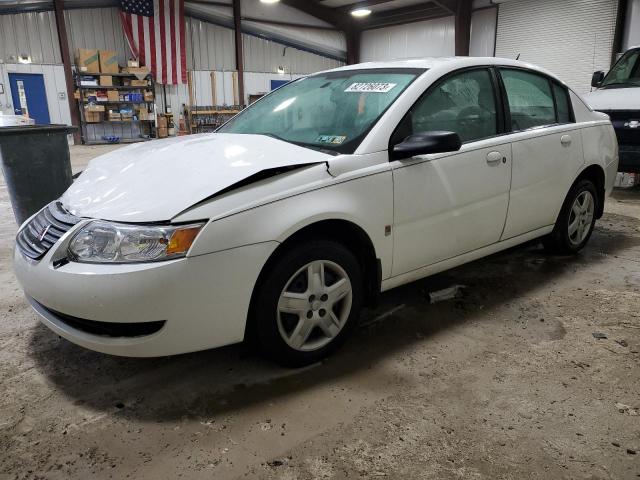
561,134,572,146
486,151,504,165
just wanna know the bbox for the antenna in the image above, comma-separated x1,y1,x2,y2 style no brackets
516,53,521,60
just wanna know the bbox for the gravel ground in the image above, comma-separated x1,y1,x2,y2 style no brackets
0,145,638,479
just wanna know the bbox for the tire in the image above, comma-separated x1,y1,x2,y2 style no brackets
252,240,363,367
543,179,598,254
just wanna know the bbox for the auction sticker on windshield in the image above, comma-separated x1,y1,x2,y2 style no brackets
345,82,397,93
316,135,347,144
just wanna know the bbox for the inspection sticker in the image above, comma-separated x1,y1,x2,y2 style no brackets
316,135,347,145
345,82,397,93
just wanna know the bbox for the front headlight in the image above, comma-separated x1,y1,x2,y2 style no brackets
68,220,205,263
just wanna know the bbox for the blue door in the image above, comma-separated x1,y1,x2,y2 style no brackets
9,73,51,124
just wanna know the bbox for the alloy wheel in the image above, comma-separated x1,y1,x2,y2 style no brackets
568,190,595,246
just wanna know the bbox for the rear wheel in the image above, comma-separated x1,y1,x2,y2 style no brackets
252,240,363,367
543,179,597,254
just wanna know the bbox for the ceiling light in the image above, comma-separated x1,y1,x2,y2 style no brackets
260,0,280,4
350,8,371,17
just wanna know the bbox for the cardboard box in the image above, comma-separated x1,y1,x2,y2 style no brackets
99,50,119,74
99,75,113,87
144,90,154,102
76,49,99,73
107,90,120,102
108,111,122,121
127,59,139,68
157,115,168,129
131,79,148,87
85,104,105,112
122,66,150,79
85,111,102,123
121,113,133,122
157,126,168,138
136,108,150,121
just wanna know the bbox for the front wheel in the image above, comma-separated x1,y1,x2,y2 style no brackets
543,179,598,254
252,240,363,367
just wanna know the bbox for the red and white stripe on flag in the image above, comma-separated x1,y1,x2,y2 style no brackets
119,0,187,85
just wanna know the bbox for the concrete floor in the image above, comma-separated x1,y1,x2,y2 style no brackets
1,144,639,479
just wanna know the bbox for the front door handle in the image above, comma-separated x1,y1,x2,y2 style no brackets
486,151,504,165
561,134,572,146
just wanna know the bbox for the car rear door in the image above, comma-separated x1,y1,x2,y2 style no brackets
390,67,512,276
498,68,585,239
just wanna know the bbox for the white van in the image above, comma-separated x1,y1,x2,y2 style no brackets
585,47,640,173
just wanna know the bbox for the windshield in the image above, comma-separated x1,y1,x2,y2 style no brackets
219,68,425,154
601,49,640,88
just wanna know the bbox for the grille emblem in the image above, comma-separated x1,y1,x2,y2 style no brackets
624,120,640,129
38,224,51,242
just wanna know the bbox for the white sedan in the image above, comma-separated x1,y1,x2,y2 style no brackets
14,57,618,366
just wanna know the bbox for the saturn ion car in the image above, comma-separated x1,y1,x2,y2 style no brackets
15,57,618,366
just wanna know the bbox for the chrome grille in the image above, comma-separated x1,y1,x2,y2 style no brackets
16,202,81,260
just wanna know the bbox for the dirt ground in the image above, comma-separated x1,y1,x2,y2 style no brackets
0,145,639,479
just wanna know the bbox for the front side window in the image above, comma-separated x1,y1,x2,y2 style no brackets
601,49,640,88
394,68,499,144
219,69,424,154
500,69,556,130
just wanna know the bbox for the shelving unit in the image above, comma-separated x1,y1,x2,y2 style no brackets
186,106,242,134
75,72,156,145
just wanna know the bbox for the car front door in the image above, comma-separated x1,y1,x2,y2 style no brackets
497,68,585,239
390,67,512,276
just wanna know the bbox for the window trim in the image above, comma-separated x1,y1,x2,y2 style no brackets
388,65,506,154
496,66,575,134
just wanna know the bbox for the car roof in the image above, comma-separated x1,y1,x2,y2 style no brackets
331,56,541,72
323,56,569,89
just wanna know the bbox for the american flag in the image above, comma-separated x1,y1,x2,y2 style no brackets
119,0,187,85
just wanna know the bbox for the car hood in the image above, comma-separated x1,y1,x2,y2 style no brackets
584,86,640,111
62,133,330,222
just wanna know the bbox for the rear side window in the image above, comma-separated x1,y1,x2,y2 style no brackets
400,68,499,143
552,83,572,123
500,69,556,130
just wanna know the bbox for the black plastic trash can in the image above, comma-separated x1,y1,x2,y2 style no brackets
0,125,76,225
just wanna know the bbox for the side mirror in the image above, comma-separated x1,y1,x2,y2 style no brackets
391,131,462,160
591,70,605,88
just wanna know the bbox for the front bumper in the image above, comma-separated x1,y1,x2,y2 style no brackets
14,238,278,357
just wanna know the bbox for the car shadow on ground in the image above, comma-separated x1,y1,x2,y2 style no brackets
26,212,640,422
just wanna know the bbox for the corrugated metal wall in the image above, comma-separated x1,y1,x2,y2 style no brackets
64,8,130,67
0,6,343,123
495,0,618,93
360,16,455,62
242,33,342,74
0,7,341,74
186,17,236,71
0,10,61,64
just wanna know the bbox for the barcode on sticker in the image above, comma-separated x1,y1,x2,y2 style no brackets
345,82,397,93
